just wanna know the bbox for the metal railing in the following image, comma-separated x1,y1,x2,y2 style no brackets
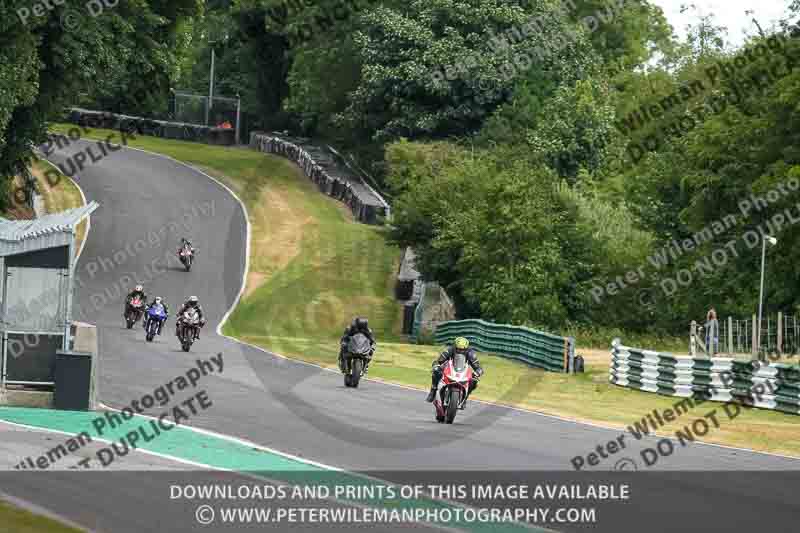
691,313,800,359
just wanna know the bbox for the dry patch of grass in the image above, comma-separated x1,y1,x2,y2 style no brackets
246,184,314,296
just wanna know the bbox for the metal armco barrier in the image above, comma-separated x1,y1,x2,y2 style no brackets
434,319,577,373
609,340,800,415
250,132,389,225
67,108,236,145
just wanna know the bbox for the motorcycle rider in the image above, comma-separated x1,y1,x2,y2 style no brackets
426,337,484,408
339,317,376,372
123,285,147,318
175,296,206,340
144,296,169,335
178,237,196,259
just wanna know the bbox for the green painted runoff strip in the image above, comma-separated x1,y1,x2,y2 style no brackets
1,409,548,533
0,407,314,470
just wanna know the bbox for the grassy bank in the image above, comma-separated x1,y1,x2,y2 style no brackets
47,123,800,459
31,158,88,253
0,500,82,533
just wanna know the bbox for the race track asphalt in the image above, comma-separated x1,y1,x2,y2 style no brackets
3,137,798,532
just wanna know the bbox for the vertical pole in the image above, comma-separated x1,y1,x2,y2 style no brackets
1,260,6,390
757,238,767,361
777,311,783,355
235,96,241,145
690,321,697,356
752,313,758,360
728,316,733,355
64,229,75,351
209,47,216,123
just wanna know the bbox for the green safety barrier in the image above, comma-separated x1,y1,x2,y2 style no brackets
610,341,800,415
434,319,576,373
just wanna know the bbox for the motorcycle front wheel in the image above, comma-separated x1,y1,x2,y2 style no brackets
350,358,362,388
445,388,460,424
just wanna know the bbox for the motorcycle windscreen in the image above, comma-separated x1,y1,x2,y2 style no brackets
452,352,467,372
348,333,372,355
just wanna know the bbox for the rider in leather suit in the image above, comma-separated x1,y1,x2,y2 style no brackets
339,317,376,371
426,337,483,408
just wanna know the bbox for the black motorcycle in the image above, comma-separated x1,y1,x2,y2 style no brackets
178,308,202,352
341,333,373,388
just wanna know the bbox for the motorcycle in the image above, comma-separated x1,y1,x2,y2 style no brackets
178,308,202,352
433,352,475,424
125,297,144,329
144,303,168,342
341,333,373,388
178,245,194,272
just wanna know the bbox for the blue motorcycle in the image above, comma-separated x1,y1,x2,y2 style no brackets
144,303,168,342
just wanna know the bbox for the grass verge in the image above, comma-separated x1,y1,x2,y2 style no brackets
0,500,82,533
31,158,88,254
48,123,800,459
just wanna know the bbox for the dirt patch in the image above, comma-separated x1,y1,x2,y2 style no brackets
245,185,314,297
579,348,612,367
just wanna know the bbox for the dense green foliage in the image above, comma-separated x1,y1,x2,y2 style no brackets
0,0,201,209
4,0,800,336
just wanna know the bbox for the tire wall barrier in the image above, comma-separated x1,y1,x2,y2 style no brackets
609,340,800,415
434,319,577,373
66,108,236,145
250,132,389,225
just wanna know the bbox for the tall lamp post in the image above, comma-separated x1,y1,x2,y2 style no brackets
757,234,778,361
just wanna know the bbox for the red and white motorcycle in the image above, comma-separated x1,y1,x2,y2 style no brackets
178,244,194,272
433,352,475,424
125,296,144,329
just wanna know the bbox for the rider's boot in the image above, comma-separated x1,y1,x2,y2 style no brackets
426,387,437,402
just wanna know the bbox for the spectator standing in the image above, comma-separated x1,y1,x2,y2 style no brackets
706,308,719,355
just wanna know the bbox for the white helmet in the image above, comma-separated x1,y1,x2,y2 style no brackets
135,285,143,292
155,296,162,304
188,296,199,304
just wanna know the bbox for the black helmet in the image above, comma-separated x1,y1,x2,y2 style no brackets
355,317,368,330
